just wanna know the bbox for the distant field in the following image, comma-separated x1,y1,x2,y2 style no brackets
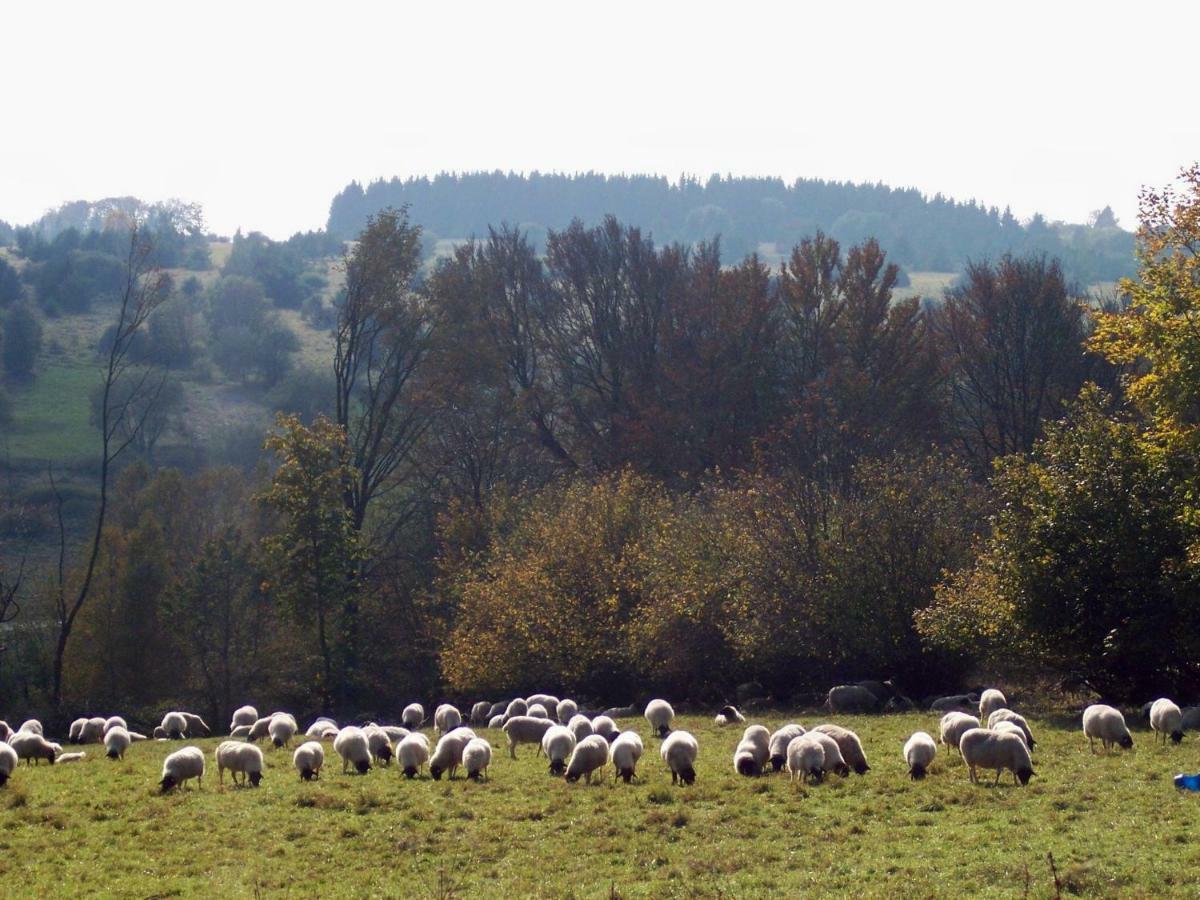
904,270,958,302
0,710,1192,896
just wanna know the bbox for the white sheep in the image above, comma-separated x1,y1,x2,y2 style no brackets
180,713,211,736
104,726,131,760
305,717,337,737
216,741,264,787
10,731,58,765
161,712,188,740
293,740,325,781
769,724,806,773
379,725,409,743
565,734,609,784
160,746,205,792
502,716,554,759
986,709,1036,749
959,727,1035,785
824,686,878,714
567,714,594,742
939,712,980,754
463,737,492,781
503,698,528,721
402,703,425,730
17,719,42,736
398,733,430,778
429,729,476,780
610,731,644,782
153,726,168,740
714,705,746,726
56,751,85,763
526,703,549,720
103,716,127,734
487,715,505,730
808,731,850,777
334,726,373,774
643,699,675,738
469,702,492,725
786,734,825,784
992,721,1029,747
68,718,87,743
231,705,259,730
660,730,699,785
903,731,937,779
363,725,394,765
267,713,298,749
557,698,578,724
591,715,618,743
0,722,10,741
812,724,870,775
79,717,107,744
0,742,17,784
1150,698,1184,745
542,725,577,776
230,725,252,739
435,704,463,735
978,689,1007,721
1082,704,1134,753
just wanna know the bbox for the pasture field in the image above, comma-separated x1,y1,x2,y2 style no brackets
0,711,1195,897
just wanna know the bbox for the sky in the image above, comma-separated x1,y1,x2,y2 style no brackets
4,1,1198,239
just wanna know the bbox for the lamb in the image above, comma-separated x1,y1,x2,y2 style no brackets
398,733,431,778
0,742,16,784
591,715,618,743
786,735,826,784
1150,698,1184,745
104,726,131,760
469,701,492,725
231,705,259,730
180,713,211,737
824,685,878,714
610,731,644,782
293,740,325,781
10,731,58,765
363,725,393,765
557,698,578,724
463,737,492,781
660,730,699,786
959,727,1035,785
939,712,981,753
334,726,373,774
1082,704,1134,753
903,731,937,779
714,705,746,726
526,703,549,720
643,699,675,738
501,716,555,758
769,724,806,772
103,716,127,733
568,714,594,742
808,731,850,777
402,703,425,730
215,741,264,787
986,709,1036,749
56,751,85,764
565,734,610,784
503,698,528,722
161,712,188,740
429,729,476,780
434,704,463,735
812,724,870,775
160,746,205,792
542,725,577,776
978,689,1007,721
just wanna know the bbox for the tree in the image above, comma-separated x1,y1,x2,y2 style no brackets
0,258,22,306
2,303,42,379
89,377,184,464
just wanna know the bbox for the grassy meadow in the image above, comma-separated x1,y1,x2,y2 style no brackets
0,711,1196,897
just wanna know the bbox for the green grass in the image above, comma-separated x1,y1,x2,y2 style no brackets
0,711,1195,896
3,362,99,466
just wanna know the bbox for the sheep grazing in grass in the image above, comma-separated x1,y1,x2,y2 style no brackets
79,717,107,744
334,726,373,775
929,694,979,714
429,729,476,781
305,717,336,738
231,705,259,731
153,727,168,740
1150,698,1184,745
504,698,528,722
363,725,393,765
68,718,87,743
502,716,555,759
978,689,1007,721
808,731,850,778
0,742,17,785
992,721,1029,747
487,715,505,730
1082,704,1134,753
903,732,937,779
714,705,745,727
10,731,58,766
939,712,980,754
824,685,878,714
1180,706,1200,733
786,735,826,784
104,726,131,760
565,735,609,784
17,720,42,736
527,703,549,720
643,699,675,738
378,725,409,743
0,722,13,741
267,714,298,749
180,713,211,737
103,716,126,734
402,703,425,730
463,738,492,781
812,724,870,775
733,725,770,776
959,728,1035,786
602,704,639,720
435,704,463,735
610,731,644,783
542,725,577,776
216,741,264,787
398,733,430,779
470,702,492,725
161,712,188,740
660,731,699,786
160,746,205,792
230,725,252,739
557,699,578,724
986,710,1036,749
293,741,325,781
591,716,618,743
769,724,806,773
568,714,594,742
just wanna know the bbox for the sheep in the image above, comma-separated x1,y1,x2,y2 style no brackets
160,746,205,792
127,731,148,742
68,718,87,743
402,703,425,730
734,739,765,776
105,726,131,760
542,725,577,776
992,721,1029,747
824,685,879,714
56,752,85,763
293,741,325,781
527,703,549,720
247,714,287,743
929,694,979,714
769,724,806,772
808,731,850,777
568,714,594,742
1181,706,1200,733
610,731,644,782
379,725,409,743
398,733,431,778
267,713,298,749
978,689,1007,721
1083,704,1134,753
903,731,937,779
231,705,259,730
305,717,337,738
642,699,674,738
503,698,528,722
334,726,373,774
230,725,252,739
463,737,492,781
557,698,578,724
714,705,746,726
0,742,17,784
153,727,168,740
0,722,10,741
527,693,558,708
939,712,981,754
487,701,508,720
79,717,107,744
487,715,505,730
10,731,58,766
986,709,1036,749
542,700,560,722
1150,698,1185,745
215,740,264,787
660,730,699,786
434,704,463,735
812,724,870,775
786,735,826,784
959,728,1035,785
364,725,394,765
180,713,211,737
591,715,618,743
103,716,127,734
565,734,609,784
502,716,555,759
469,701,492,725
429,729,476,780
17,719,42,736
161,712,188,740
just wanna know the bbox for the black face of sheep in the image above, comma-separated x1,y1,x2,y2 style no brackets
169,730,183,740
677,766,696,786
0,772,7,786
1016,767,1036,786
717,706,738,719
617,767,635,783
564,771,581,783
467,771,482,782
548,761,566,776
832,762,851,778
656,725,671,739
429,765,444,780
300,767,316,781
377,746,393,764
736,757,760,777
355,759,370,775
909,764,927,780
1119,734,1134,750
248,771,262,787
1172,730,1185,744
770,755,785,773
808,768,824,785
402,765,417,779
159,775,178,793
107,749,120,760
853,761,870,776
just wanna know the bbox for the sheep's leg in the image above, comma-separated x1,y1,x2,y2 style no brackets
508,741,517,760
993,770,1002,787
1088,737,1095,754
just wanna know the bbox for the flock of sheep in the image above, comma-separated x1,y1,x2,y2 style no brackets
0,686,1183,794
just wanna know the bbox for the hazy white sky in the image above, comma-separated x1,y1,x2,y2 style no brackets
4,1,1197,238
